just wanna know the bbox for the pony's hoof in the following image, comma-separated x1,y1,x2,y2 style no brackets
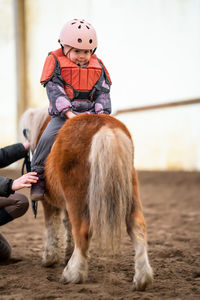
60,274,72,284
61,248,88,283
60,273,85,284
42,252,59,267
132,268,153,291
60,269,86,284
61,264,87,284
132,281,148,291
60,275,85,284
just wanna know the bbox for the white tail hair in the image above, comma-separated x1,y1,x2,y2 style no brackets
88,126,134,251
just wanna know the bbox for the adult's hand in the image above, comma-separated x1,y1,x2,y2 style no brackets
23,140,30,150
11,172,38,191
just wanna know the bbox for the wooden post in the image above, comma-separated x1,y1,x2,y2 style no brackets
14,0,27,137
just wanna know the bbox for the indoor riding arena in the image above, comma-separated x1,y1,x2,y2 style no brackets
0,0,200,299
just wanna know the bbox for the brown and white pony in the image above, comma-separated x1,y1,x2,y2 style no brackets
21,108,153,290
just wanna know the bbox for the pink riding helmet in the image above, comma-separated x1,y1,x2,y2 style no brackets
59,19,98,50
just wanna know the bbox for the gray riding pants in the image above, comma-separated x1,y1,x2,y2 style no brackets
31,116,67,173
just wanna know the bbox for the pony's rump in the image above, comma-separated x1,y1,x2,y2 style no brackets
46,113,134,250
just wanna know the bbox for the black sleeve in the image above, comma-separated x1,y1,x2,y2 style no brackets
0,176,15,197
0,143,27,168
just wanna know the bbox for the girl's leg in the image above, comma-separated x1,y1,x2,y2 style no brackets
31,116,66,200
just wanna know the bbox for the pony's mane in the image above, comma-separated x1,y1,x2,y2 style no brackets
20,106,49,153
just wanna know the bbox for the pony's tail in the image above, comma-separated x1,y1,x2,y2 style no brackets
88,126,133,252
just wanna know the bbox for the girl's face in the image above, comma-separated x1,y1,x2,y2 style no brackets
67,48,92,66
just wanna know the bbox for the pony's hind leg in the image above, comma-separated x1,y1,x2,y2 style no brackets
42,199,61,267
61,202,90,284
127,209,153,291
127,171,153,291
63,209,74,264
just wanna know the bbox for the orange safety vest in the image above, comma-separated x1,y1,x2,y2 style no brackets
40,48,111,101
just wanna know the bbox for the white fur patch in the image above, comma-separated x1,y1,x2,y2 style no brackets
61,247,88,283
42,213,61,267
133,238,153,290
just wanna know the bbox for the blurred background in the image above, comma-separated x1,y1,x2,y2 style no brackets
0,0,200,170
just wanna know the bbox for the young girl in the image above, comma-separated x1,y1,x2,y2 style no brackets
31,18,112,200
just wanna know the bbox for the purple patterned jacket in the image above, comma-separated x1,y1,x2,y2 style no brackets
44,59,112,118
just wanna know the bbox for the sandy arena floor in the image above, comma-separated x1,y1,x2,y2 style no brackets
0,169,199,300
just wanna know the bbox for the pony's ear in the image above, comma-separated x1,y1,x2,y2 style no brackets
23,128,29,139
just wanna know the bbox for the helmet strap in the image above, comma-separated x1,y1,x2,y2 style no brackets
60,44,65,56
92,47,97,54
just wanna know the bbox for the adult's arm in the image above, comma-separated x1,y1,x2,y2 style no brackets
0,143,27,168
0,172,38,198
0,176,14,197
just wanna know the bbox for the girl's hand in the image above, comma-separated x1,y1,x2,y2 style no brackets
12,172,38,191
65,111,76,119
